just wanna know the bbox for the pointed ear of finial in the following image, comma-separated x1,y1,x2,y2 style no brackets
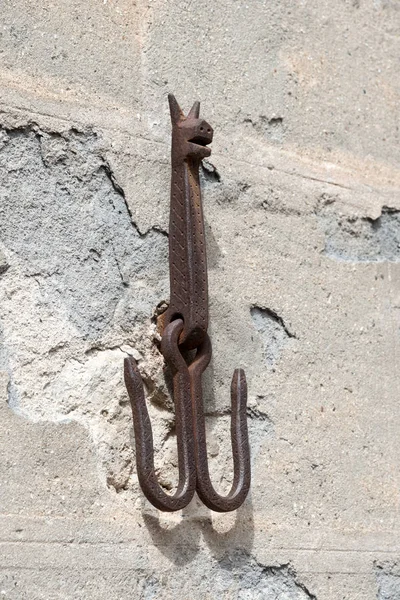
188,100,200,119
168,94,184,124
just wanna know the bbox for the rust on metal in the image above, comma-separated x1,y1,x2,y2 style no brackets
124,94,251,512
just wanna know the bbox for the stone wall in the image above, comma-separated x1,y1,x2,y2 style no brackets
0,1,399,598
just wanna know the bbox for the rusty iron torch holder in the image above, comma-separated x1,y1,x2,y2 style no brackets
124,94,251,512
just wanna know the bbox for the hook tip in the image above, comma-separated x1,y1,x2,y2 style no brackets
232,367,246,383
231,368,247,407
124,355,139,380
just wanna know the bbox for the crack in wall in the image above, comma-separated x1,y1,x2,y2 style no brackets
201,159,222,183
251,306,295,367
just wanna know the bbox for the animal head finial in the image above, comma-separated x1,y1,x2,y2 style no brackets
168,94,213,162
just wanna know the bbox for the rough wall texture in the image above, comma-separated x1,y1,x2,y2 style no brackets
0,1,399,599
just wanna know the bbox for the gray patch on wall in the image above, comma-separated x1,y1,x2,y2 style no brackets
376,562,400,600
0,126,168,341
137,552,316,599
251,306,294,366
213,552,315,599
0,124,170,487
318,199,400,262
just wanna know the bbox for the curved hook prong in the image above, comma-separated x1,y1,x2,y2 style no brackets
189,335,251,512
124,319,196,511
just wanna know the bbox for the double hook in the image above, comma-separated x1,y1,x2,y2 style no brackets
124,95,251,512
